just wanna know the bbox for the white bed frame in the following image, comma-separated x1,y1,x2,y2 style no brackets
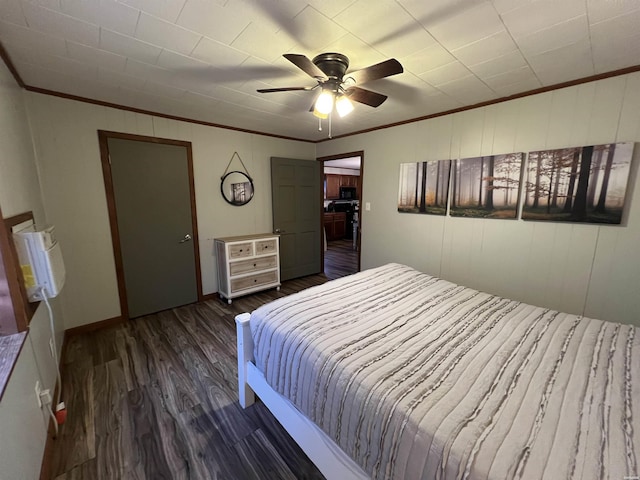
236,313,369,480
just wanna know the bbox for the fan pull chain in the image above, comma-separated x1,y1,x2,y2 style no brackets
328,111,332,138
318,117,322,131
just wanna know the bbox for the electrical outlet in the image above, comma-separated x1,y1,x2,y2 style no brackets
35,381,42,408
40,389,52,407
49,337,55,358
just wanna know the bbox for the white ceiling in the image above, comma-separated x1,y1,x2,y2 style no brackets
1,0,639,142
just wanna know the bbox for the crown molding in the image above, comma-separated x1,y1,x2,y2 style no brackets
2,40,639,145
317,64,640,142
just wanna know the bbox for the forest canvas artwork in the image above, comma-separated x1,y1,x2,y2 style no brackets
522,142,634,224
449,153,524,218
398,160,451,215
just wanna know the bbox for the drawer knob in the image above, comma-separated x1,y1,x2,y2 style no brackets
254,279,257,282
253,263,257,267
239,249,243,252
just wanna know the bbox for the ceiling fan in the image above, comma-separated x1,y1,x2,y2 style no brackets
256,53,403,119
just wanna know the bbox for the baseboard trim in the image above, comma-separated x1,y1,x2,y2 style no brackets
201,292,218,301
65,315,125,337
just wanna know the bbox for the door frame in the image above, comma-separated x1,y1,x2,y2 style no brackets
316,150,364,273
98,130,203,320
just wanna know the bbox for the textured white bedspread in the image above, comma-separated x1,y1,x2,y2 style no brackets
250,264,639,480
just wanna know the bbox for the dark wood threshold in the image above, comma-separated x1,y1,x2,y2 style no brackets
0,330,27,401
65,316,124,337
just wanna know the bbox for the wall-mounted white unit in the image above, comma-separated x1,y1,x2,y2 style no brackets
13,224,66,301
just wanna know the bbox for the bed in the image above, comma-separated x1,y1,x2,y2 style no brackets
236,263,639,480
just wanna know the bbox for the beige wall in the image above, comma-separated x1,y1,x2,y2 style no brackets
0,62,61,480
24,93,316,329
318,73,640,327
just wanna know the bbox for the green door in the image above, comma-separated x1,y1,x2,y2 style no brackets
108,138,198,318
271,157,321,281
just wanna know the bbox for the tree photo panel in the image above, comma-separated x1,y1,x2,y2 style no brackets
398,160,451,215
449,153,524,219
522,142,634,224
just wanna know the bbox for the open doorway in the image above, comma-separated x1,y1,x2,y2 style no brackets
318,151,363,280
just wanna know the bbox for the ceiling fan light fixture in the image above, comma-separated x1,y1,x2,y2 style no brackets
258,53,404,130
336,95,354,117
315,90,335,115
312,108,328,119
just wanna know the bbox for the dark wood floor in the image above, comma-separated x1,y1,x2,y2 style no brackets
52,275,333,480
324,238,359,280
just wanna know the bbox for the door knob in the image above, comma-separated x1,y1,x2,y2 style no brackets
179,234,192,243
274,229,286,234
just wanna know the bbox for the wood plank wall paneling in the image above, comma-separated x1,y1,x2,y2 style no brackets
24,95,317,330
316,72,640,327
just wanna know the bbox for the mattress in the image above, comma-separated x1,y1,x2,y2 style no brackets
250,263,639,480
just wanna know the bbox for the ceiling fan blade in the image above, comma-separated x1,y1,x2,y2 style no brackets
257,86,315,93
346,59,403,85
283,54,328,81
346,86,388,108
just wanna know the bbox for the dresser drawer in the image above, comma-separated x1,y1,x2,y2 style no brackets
229,255,277,276
231,270,278,293
228,242,253,259
215,234,280,304
255,239,277,254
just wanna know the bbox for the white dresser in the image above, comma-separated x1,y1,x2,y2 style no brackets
214,234,280,304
